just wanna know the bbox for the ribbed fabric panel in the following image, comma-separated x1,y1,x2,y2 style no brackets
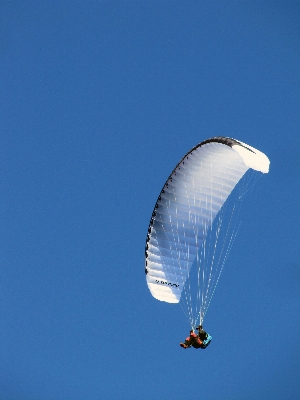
145,142,248,303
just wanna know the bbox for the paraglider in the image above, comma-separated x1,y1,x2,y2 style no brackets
144,137,269,346
180,325,212,349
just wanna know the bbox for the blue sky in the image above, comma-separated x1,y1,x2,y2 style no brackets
1,1,299,399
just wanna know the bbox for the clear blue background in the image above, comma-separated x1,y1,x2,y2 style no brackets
1,1,299,399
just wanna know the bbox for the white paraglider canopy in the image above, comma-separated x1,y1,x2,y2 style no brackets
145,137,269,328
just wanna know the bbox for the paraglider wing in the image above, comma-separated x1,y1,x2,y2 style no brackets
145,137,269,306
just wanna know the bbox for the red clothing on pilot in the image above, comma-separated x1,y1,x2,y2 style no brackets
180,330,203,349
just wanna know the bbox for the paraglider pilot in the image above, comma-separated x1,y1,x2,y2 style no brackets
180,325,212,349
